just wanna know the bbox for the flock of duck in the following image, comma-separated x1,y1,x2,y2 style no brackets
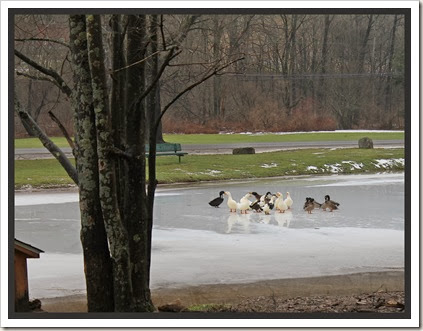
209,191,340,214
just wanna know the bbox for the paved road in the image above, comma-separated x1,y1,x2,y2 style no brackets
14,139,404,159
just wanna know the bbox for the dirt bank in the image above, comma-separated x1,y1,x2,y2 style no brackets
39,271,404,313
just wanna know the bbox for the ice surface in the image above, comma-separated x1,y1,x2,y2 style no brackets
15,173,405,298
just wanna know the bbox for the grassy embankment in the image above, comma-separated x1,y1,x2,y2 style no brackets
15,147,404,189
15,131,404,148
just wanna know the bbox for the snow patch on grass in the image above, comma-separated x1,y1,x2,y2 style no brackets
261,163,278,168
175,169,222,176
306,166,319,171
372,158,404,169
324,163,342,173
198,169,222,176
342,160,364,170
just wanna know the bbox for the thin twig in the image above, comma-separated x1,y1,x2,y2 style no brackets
112,50,162,73
15,37,70,48
48,111,76,154
16,71,59,86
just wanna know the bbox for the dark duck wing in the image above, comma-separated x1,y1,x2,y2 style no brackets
209,191,225,207
208,196,223,207
322,195,338,211
250,192,262,201
250,200,263,212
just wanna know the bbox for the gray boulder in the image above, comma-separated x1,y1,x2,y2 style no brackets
232,147,255,155
358,137,374,149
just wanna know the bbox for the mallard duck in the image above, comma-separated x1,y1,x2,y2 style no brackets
303,197,322,214
224,191,238,212
284,192,293,209
208,191,225,207
321,195,340,212
275,192,288,213
303,197,316,214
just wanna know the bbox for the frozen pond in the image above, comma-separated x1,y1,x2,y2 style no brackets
14,173,405,299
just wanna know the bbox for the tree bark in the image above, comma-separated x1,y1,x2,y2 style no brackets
212,16,222,117
146,14,159,292
69,14,114,312
124,14,154,312
318,15,332,103
110,14,127,215
383,15,398,126
86,14,132,312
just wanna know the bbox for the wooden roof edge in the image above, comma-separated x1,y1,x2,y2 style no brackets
14,239,44,255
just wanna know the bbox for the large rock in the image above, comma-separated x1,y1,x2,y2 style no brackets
358,137,374,149
232,147,255,155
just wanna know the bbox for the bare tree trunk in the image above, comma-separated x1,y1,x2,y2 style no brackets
146,14,159,294
212,16,222,117
86,14,132,312
70,15,115,312
318,15,332,104
146,15,164,143
358,15,374,73
289,15,298,112
110,14,127,215
383,14,398,127
124,14,154,312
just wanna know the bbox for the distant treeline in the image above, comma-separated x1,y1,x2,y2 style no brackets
14,13,405,137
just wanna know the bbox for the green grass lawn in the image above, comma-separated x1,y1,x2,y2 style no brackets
14,131,404,148
15,158,77,188
15,148,404,189
164,131,404,144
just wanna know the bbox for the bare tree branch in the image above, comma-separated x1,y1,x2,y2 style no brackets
130,15,199,108
159,15,166,50
131,48,182,107
154,56,245,132
15,98,78,184
48,110,76,155
15,37,70,48
112,49,162,73
14,49,72,97
16,71,60,87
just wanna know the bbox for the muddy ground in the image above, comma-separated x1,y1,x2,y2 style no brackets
35,271,405,314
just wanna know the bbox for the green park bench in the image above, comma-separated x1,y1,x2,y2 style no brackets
145,143,188,163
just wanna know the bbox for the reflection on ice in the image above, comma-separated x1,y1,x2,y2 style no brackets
15,172,405,298
274,211,293,227
226,213,251,234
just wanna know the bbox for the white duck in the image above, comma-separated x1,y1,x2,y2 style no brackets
224,191,238,212
284,192,293,209
275,192,288,213
238,193,252,214
274,192,282,210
